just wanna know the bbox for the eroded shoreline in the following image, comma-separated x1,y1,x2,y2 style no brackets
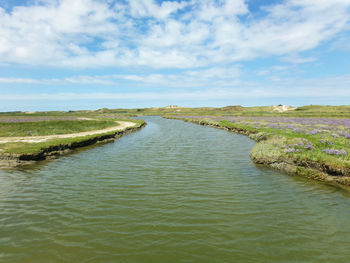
170,117,350,190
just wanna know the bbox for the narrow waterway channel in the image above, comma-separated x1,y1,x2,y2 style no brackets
1,116,350,263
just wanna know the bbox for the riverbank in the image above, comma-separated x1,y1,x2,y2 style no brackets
168,117,350,189
3,116,350,263
0,120,146,168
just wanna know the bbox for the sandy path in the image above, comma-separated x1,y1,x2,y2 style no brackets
0,121,136,143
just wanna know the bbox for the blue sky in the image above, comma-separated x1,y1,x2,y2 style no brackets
0,0,350,111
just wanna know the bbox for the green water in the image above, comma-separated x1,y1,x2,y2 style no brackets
1,116,350,263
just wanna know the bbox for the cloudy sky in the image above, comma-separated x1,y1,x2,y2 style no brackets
0,0,350,111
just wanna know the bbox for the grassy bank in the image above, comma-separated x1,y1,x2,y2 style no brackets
0,118,145,167
0,119,118,137
1,104,349,177
168,116,350,188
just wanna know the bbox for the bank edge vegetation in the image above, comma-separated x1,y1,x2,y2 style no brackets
0,105,349,190
167,115,350,189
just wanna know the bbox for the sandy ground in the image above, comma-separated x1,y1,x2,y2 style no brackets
273,105,296,112
0,121,136,143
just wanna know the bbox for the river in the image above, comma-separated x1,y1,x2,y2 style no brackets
1,116,350,262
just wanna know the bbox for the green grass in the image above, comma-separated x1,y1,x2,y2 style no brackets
217,119,350,169
0,104,349,166
175,117,350,176
0,119,117,137
0,132,114,154
0,119,144,154
2,105,350,118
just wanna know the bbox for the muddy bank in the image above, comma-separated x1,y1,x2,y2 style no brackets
0,122,146,168
172,117,350,189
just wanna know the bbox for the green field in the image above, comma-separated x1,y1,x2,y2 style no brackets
168,115,350,186
1,104,350,118
0,118,144,155
0,105,349,179
0,119,118,137
219,119,349,170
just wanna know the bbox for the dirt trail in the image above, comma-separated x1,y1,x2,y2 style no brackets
0,121,136,143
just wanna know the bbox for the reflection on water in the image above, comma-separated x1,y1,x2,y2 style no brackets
1,116,350,263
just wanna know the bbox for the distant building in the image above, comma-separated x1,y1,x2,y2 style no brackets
164,105,180,109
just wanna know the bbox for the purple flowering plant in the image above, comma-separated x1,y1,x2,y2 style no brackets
174,115,349,161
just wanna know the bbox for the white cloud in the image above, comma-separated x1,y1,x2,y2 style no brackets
1,70,350,103
0,0,349,68
0,66,243,87
194,0,248,21
282,55,317,64
0,77,40,84
129,0,188,20
1,83,350,102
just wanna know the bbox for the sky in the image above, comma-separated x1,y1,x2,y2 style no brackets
0,0,350,111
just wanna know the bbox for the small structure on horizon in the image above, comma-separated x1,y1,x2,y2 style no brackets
164,105,180,109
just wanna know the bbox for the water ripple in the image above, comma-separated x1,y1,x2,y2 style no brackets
1,116,350,263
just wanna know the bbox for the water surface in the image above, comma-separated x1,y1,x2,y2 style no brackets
1,116,350,262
